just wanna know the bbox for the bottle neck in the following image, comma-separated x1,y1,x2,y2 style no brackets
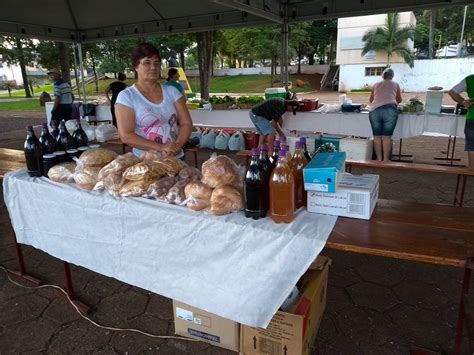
259,150,268,160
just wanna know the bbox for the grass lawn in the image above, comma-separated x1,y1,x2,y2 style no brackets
0,99,44,111
0,84,54,99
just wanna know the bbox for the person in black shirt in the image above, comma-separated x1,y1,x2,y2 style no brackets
249,98,299,151
106,72,128,126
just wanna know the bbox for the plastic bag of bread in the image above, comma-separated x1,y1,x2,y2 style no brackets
147,176,179,199
201,154,242,189
76,148,118,168
122,162,153,181
210,184,243,215
143,152,186,177
47,162,76,183
184,181,213,211
98,153,140,180
100,172,126,196
165,178,191,204
118,178,152,197
179,166,201,180
74,166,102,190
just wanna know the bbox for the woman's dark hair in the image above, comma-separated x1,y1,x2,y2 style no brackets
131,43,161,68
117,72,127,81
166,68,178,81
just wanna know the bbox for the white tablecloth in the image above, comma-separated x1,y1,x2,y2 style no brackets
3,169,336,328
190,109,466,140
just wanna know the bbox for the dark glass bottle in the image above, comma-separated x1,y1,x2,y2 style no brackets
24,125,43,177
50,121,60,141
57,120,76,151
258,143,272,213
72,119,89,147
269,140,280,165
39,122,57,154
299,137,312,162
244,148,267,219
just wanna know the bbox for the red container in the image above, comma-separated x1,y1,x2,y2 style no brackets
244,132,259,149
298,99,318,112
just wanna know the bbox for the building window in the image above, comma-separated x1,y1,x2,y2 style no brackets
365,67,386,76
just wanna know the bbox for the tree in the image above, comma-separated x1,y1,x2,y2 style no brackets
196,31,213,100
362,13,415,68
0,36,35,98
289,22,313,74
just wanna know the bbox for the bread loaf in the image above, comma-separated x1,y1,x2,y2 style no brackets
201,155,240,188
184,181,213,211
210,184,243,215
47,162,76,183
77,148,117,167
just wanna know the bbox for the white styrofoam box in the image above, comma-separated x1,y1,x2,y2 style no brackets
286,135,300,155
307,173,379,220
339,137,373,161
425,90,444,114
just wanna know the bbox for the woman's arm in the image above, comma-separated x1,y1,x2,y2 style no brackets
369,89,375,103
115,104,175,154
396,85,402,104
171,96,193,152
448,90,472,108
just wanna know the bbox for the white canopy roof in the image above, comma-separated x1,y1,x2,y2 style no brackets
0,0,470,42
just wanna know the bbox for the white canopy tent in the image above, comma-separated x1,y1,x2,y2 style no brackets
0,0,471,97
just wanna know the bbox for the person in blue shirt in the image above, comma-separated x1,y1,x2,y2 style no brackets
48,69,73,126
165,68,186,99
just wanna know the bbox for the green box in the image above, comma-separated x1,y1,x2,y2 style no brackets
264,88,287,100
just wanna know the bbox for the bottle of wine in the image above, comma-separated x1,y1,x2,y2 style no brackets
24,125,43,177
245,148,267,219
39,122,57,154
72,119,89,147
50,121,60,141
57,120,76,151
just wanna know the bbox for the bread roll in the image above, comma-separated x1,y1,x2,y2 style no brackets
98,153,140,180
74,166,102,190
77,148,118,167
47,162,76,183
210,184,243,215
201,155,240,188
184,181,213,211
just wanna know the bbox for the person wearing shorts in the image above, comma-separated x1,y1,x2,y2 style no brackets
368,68,402,161
449,75,474,170
249,98,299,152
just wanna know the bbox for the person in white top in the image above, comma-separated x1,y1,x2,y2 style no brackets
368,68,402,162
115,43,192,159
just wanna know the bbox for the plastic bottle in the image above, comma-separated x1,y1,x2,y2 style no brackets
269,149,295,223
57,120,76,151
299,137,312,162
72,119,89,147
280,135,287,149
245,148,267,219
24,125,43,177
292,141,308,209
284,145,293,166
270,140,280,164
39,122,57,154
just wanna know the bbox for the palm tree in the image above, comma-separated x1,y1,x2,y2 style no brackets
362,13,415,68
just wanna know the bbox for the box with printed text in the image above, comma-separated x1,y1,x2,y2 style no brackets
303,152,346,193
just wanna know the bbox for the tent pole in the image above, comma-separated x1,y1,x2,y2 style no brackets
281,4,289,92
72,44,81,100
77,42,87,105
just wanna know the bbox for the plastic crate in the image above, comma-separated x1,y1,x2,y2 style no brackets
264,87,287,100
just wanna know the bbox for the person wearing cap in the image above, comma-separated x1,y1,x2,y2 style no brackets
249,98,299,152
368,68,402,162
449,75,474,169
48,69,74,125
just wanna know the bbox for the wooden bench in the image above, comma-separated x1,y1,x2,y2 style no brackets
105,138,199,168
345,160,474,207
0,148,25,179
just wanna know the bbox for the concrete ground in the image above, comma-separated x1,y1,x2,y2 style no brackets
0,98,473,354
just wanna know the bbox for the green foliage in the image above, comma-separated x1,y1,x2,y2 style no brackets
362,13,415,67
209,95,236,104
0,99,43,111
237,96,264,105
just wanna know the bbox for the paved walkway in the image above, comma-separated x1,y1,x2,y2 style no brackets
0,107,473,354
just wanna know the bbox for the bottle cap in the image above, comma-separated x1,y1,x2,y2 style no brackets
273,140,280,147
66,149,78,154
260,143,268,151
26,125,33,131
295,141,303,149
278,149,286,156
251,147,259,155
88,143,100,149
284,144,290,151
42,122,48,128
280,135,286,142
78,146,89,152
53,150,66,156
42,154,56,160
299,137,306,143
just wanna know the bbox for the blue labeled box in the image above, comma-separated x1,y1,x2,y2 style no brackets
303,152,346,193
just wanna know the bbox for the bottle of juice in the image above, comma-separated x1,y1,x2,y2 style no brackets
284,145,293,167
299,137,312,162
292,141,308,209
280,135,287,149
269,149,295,223
270,140,280,164
245,148,267,219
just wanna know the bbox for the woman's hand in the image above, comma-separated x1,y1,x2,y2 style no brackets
462,99,472,109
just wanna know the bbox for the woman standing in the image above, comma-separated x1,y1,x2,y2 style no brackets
115,43,192,159
368,68,402,161
165,68,187,99
105,72,127,127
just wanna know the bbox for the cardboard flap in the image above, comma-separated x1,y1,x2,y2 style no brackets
308,255,331,271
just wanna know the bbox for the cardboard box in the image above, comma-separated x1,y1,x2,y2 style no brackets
303,152,346,193
240,256,330,355
307,173,379,220
339,137,373,161
173,300,240,352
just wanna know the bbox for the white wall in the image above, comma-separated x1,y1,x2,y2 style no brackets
339,57,474,92
0,64,23,85
184,64,329,77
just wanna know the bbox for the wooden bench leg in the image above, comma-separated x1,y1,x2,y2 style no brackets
454,175,467,207
62,261,90,314
454,258,473,355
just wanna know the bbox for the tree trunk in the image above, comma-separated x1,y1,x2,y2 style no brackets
308,52,315,65
15,38,32,98
428,9,437,59
297,48,302,75
180,51,186,70
57,42,71,83
196,31,213,100
92,60,99,93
